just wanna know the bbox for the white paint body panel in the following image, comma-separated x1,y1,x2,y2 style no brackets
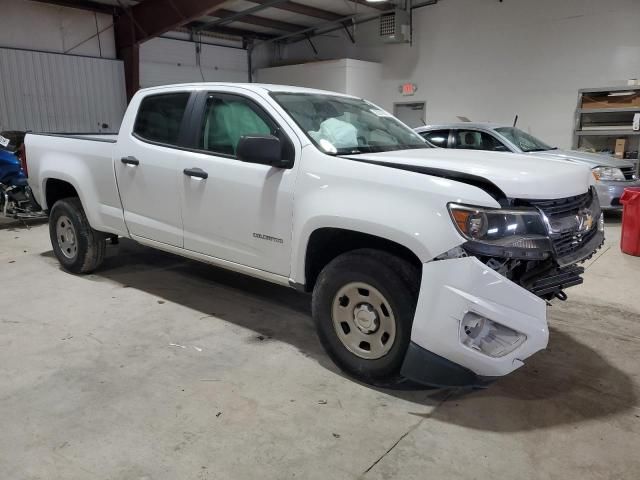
25,135,126,236
175,86,301,275
413,257,548,377
25,83,593,380
346,148,593,200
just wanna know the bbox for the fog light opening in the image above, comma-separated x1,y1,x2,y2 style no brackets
460,312,526,358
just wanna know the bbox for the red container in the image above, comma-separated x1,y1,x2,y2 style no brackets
620,187,640,256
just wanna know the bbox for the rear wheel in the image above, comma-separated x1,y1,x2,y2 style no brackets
49,198,106,274
312,249,419,385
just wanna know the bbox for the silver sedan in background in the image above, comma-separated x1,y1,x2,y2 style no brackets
415,123,640,210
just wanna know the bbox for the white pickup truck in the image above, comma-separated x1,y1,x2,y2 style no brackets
25,83,604,388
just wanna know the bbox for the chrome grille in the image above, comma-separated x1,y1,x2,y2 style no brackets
516,190,597,259
621,166,636,181
523,191,592,218
552,227,598,257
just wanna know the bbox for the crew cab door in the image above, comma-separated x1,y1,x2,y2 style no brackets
114,91,194,247
178,88,299,276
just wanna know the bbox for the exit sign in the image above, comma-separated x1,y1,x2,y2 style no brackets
401,83,417,96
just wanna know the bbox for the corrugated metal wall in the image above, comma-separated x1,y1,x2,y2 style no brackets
140,37,248,88
0,47,126,133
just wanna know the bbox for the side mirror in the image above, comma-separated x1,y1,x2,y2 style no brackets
237,135,291,168
494,145,509,152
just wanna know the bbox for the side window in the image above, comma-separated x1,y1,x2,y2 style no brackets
199,94,274,156
421,129,450,148
133,92,190,145
454,130,507,152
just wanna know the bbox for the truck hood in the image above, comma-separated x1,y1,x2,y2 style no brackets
344,148,592,200
530,149,634,168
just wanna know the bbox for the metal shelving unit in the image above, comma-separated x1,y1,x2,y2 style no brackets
576,130,640,137
573,86,640,170
576,107,640,114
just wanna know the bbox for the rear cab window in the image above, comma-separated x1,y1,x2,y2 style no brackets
133,92,190,146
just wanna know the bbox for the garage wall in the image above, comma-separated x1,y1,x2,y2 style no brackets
0,0,124,132
257,60,349,93
257,59,383,102
0,47,126,133
277,0,640,149
0,0,115,58
140,36,248,88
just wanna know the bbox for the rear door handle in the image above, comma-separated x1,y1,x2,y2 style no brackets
121,156,139,166
183,167,208,179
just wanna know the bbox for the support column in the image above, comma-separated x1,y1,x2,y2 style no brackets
119,43,140,102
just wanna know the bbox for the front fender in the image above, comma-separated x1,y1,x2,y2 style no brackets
289,152,500,285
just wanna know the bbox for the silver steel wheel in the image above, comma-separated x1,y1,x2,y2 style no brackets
331,282,397,360
56,215,78,260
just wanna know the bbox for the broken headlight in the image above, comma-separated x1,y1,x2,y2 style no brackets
448,203,552,258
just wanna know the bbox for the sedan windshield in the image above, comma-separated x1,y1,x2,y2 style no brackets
271,92,430,155
495,127,555,152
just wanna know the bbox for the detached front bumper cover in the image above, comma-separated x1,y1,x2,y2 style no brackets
405,256,549,386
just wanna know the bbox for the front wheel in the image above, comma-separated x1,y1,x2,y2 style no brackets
312,249,419,385
49,197,106,274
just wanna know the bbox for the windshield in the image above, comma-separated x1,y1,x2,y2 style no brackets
495,127,554,152
271,92,430,155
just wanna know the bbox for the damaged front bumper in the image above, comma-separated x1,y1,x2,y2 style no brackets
401,256,549,387
401,189,605,387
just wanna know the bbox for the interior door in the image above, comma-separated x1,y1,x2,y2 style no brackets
114,91,192,247
393,102,426,128
179,90,299,276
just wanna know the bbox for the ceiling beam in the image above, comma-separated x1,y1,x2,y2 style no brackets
249,0,343,22
347,0,391,11
209,8,306,33
257,6,395,47
278,0,437,46
186,22,276,40
114,0,228,101
115,0,228,47
193,0,291,32
30,0,120,15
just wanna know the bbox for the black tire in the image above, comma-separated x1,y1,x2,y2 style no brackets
312,249,419,385
49,197,106,274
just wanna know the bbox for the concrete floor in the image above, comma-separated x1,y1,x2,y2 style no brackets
1,215,639,480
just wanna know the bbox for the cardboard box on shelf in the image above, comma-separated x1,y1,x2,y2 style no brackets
582,92,640,110
615,138,626,159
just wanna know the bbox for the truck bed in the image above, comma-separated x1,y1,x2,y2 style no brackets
25,131,127,236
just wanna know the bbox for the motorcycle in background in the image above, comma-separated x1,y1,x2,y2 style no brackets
0,131,46,219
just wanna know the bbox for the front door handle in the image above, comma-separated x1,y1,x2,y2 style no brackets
183,167,208,179
121,156,139,166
